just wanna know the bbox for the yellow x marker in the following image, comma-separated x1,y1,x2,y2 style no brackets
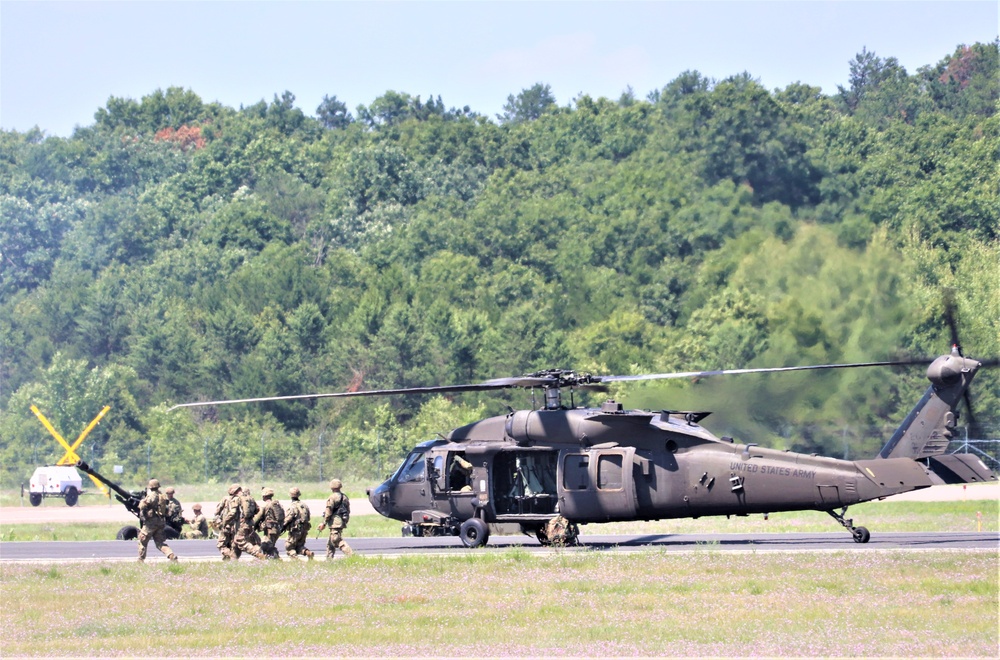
30,405,112,496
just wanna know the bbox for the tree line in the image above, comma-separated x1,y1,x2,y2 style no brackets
0,42,997,488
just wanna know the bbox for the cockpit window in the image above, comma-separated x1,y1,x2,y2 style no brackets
398,451,427,483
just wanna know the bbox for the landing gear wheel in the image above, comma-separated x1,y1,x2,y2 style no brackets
116,525,139,541
29,493,42,507
459,518,490,548
827,507,871,544
64,487,79,506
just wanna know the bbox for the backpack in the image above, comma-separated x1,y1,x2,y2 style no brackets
241,493,258,523
335,493,350,525
267,500,285,530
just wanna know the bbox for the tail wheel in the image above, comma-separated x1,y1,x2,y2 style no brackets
828,508,871,544
459,518,490,548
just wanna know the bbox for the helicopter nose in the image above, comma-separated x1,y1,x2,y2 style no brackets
368,480,391,516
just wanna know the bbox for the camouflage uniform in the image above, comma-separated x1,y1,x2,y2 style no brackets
543,514,579,547
163,487,185,536
282,487,314,560
253,488,284,559
318,479,353,559
215,485,242,560
137,479,177,562
182,503,209,539
234,489,268,560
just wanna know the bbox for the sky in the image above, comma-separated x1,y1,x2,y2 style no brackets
1,1,997,137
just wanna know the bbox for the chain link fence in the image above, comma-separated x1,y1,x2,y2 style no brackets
947,426,1000,473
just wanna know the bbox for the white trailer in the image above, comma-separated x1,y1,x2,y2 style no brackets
25,465,84,506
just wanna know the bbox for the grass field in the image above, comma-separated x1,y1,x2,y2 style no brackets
1,549,996,657
1,500,997,656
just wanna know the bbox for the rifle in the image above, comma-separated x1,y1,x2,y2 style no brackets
75,460,142,519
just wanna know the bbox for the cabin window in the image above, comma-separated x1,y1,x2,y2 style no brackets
563,454,590,491
597,454,623,490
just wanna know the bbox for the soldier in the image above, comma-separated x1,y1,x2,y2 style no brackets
182,503,209,539
253,487,284,559
543,514,579,547
282,486,314,560
317,478,353,559
450,454,474,492
137,478,178,562
234,486,268,560
214,484,242,560
163,486,184,536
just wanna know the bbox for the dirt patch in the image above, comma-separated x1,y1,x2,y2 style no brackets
885,481,998,502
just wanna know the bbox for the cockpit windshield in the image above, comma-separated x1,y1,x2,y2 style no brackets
393,451,427,483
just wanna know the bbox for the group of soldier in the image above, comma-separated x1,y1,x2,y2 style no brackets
136,478,352,563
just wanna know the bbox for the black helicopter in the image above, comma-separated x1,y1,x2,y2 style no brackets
171,345,996,548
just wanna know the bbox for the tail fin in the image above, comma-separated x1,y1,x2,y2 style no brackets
876,347,995,483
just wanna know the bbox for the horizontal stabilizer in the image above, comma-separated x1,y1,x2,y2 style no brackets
855,458,934,499
926,454,997,485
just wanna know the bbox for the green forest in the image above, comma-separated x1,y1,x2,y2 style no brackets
1,43,997,488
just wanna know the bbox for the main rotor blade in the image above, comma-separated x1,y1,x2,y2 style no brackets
167,379,529,411
596,358,934,384
170,356,961,412
942,288,962,355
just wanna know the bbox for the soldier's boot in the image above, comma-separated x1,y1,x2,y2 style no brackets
168,553,178,562
304,549,315,560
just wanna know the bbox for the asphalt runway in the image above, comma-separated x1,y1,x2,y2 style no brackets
1,531,996,563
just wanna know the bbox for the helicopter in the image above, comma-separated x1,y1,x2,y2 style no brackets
171,346,996,548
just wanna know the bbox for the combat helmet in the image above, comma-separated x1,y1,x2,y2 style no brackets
261,487,275,498
228,483,242,496
192,503,202,511
329,479,342,490
289,487,301,498
165,486,175,496
148,478,160,490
